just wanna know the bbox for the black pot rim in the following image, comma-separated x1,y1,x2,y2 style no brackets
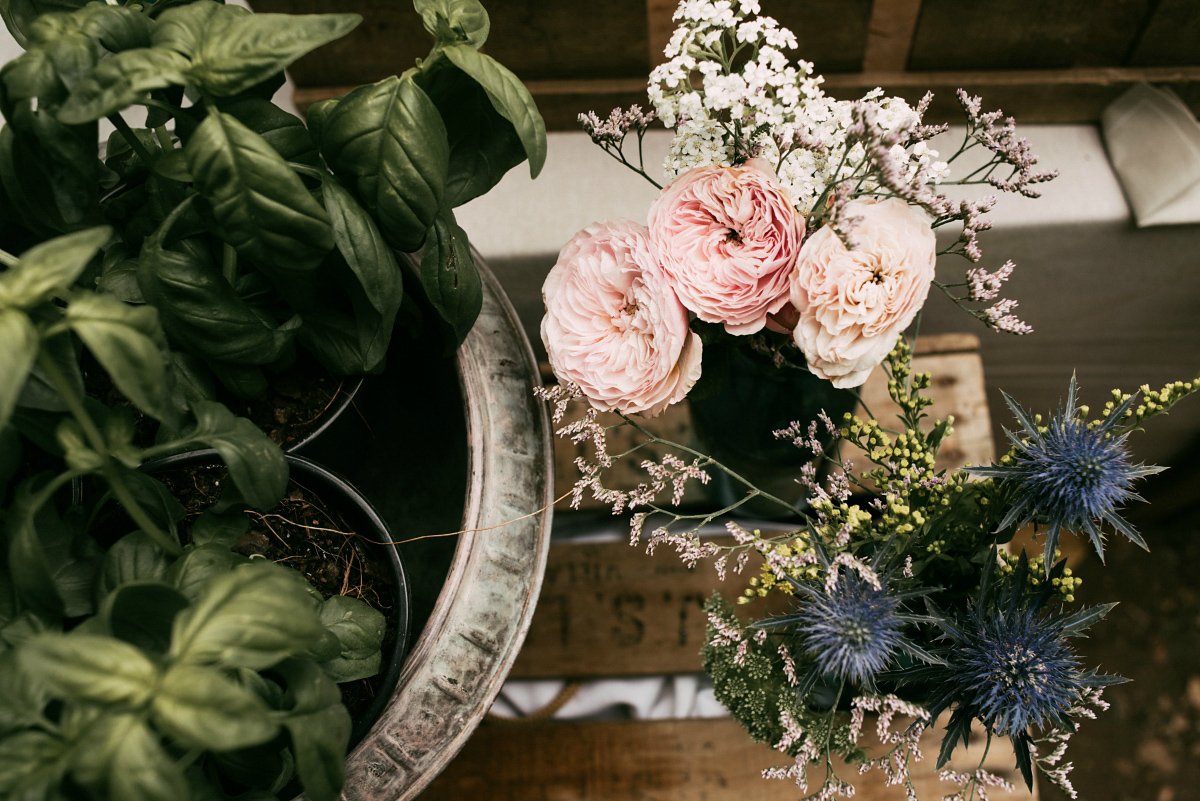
287,375,366,454
139,449,410,747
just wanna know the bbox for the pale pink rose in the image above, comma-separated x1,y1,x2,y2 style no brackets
790,198,936,388
648,158,803,335
541,219,702,416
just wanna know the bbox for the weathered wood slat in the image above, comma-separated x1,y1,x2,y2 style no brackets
646,0,676,67
509,536,780,679
419,716,1034,801
862,0,924,72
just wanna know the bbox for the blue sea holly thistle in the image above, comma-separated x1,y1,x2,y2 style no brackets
756,539,941,696
972,376,1164,564
915,552,1122,790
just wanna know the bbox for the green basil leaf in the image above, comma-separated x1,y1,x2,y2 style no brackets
64,291,169,422
319,652,380,684
137,228,301,366
209,361,267,399
0,46,60,108
73,712,188,801
6,481,85,619
167,350,216,404
188,10,361,98
74,3,152,53
0,225,109,309
17,632,158,704
56,417,102,472
303,95,339,148
0,650,49,735
316,594,384,662
96,259,144,303
441,45,545,178
319,74,448,252
0,309,38,433
419,207,481,347
153,662,279,750
120,468,186,531
185,110,333,300
150,0,242,58
416,59,526,208
166,543,248,602
15,322,81,413
36,29,97,95
181,400,287,510
96,531,172,602
274,658,349,801
169,562,324,669
0,0,88,48
98,582,187,658
321,177,403,317
414,0,489,49
0,728,69,799
58,47,188,124
191,508,250,549
218,96,319,167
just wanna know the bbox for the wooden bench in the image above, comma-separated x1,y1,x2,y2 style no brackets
420,334,1039,800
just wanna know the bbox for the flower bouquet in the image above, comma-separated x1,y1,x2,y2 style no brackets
536,1,1200,798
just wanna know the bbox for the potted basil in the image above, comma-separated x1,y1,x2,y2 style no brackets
0,0,545,448
0,227,401,800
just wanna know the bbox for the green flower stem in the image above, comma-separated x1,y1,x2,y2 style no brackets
35,350,183,557
0,247,18,267
222,243,237,286
154,125,174,151
107,113,155,167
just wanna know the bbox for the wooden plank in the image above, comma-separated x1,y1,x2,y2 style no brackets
907,0,1139,72
420,716,1035,801
647,0,676,67
862,0,924,73
548,333,994,512
509,536,784,679
1125,0,1200,68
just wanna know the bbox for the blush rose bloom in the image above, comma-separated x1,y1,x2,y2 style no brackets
541,219,702,416
790,198,937,388
648,158,803,335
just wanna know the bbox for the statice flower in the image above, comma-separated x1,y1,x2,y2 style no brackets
971,376,1164,564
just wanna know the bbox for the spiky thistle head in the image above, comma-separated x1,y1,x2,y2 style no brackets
794,572,906,688
758,550,938,695
922,552,1122,788
971,375,1163,563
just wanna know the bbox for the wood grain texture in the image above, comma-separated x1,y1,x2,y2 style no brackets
647,0,677,67
420,716,1035,801
862,0,924,72
509,536,783,679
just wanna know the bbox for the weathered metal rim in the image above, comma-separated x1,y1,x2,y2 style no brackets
339,255,554,800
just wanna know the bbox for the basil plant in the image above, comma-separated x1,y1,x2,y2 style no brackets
0,0,546,399
0,228,389,800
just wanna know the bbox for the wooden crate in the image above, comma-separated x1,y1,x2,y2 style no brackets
258,0,1200,125
419,334,1038,801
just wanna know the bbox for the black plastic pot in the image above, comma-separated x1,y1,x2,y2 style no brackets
139,449,411,746
287,375,365,455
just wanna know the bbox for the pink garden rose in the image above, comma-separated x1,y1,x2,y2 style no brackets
541,219,702,416
790,198,937,388
648,158,803,335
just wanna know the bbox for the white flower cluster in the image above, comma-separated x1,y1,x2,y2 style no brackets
648,1,948,215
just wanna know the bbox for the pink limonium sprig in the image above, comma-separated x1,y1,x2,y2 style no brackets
578,104,662,188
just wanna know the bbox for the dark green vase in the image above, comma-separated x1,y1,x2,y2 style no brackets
689,343,858,519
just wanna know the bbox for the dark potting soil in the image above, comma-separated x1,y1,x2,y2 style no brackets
156,463,399,722
82,349,351,450
221,354,351,450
